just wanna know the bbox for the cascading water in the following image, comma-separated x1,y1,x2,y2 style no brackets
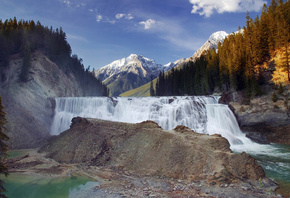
51,96,216,135
51,96,251,147
51,96,290,191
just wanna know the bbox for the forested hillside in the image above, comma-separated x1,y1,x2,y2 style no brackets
155,0,289,97
0,18,109,148
0,18,108,96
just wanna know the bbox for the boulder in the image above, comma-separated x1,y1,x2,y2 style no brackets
246,132,270,144
41,118,265,184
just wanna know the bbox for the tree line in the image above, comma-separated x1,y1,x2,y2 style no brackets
154,0,290,97
0,17,109,96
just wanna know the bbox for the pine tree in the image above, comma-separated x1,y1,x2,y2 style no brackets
0,96,9,198
276,1,290,82
280,39,290,82
19,41,31,82
268,0,278,52
150,75,155,96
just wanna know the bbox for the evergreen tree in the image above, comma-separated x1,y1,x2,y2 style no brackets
0,18,108,96
150,75,155,96
280,39,290,82
19,41,31,82
0,96,9,198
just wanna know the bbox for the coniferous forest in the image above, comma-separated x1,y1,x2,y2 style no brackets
0,18,109,96
155,0,290,97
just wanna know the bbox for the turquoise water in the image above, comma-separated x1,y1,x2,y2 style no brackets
3,145,290,197
2,173,99,198
252,144,290,196
232,143,290,196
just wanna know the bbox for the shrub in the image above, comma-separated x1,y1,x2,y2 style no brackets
278,83,284,94
272,93,278,102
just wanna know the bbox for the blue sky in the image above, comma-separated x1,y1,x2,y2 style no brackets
0,0,270,69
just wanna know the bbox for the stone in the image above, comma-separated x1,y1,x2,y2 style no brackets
41,118,266,184
246,132,270,144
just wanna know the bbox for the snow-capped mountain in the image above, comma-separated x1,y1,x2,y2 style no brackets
95,54,162,82
186,31,228,62
94,31,228,96
163,58,186,69
94,54,185,96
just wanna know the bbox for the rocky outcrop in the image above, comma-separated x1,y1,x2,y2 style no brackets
226,85,290,145
0,52,83,149
41,118,265,184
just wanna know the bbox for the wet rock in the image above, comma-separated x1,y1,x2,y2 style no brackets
246,132,270,144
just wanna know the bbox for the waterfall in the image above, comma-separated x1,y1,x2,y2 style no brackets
206,104,246,145
50,96,253,146
51,96,217,135
50,96,263,146
51,96,290,185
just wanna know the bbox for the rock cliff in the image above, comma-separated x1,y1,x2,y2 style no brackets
220,85,290,145
0,52,92,149
41,118,265,184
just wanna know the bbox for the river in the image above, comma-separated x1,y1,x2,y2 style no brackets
3,96,290,197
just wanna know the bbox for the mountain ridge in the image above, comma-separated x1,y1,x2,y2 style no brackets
185,31,228,63
121,31,229,97
95,54,185,96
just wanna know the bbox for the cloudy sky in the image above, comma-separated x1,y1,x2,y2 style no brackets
0,0,269,69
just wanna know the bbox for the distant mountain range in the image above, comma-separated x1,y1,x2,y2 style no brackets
94,54,185,96
94,31,228,96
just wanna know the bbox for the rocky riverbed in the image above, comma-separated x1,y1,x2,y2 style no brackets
6,118,279,197
6,148,281,198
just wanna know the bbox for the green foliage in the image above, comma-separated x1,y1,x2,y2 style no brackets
150,75,155,96
19,41,31,82
154,0,289,97
278,83,284,94
272,93,278,102
155,54,212,96
258,178,264,188
269,187,273,195
0,18,108,96
0,96,9,198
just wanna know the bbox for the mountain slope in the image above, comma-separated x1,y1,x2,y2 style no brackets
0,19,108,149
122,31,229,97
184,31,228,64
95,54,185,96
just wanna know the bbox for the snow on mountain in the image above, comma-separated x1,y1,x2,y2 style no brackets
186,31,228,62
163,58,186,69
94,54,184,82
93,30,229,96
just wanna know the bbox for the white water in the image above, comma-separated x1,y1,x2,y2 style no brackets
51,96,290,182
51,96,273,150
51,96,216,135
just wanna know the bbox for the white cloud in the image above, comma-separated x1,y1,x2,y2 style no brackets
96,15,103,22
62,0,86,8
116,13,134,20
139,19,160,30
67,34,88,42
108,20,116,24
63,0,72,7
189,0,267,17
96,14,116,24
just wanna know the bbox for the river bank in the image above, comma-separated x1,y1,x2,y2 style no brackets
4,148,282,198
219,84,290,145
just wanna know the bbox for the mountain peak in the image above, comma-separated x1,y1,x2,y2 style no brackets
186,30,228,63
128,54,139,59
209,31,228,43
